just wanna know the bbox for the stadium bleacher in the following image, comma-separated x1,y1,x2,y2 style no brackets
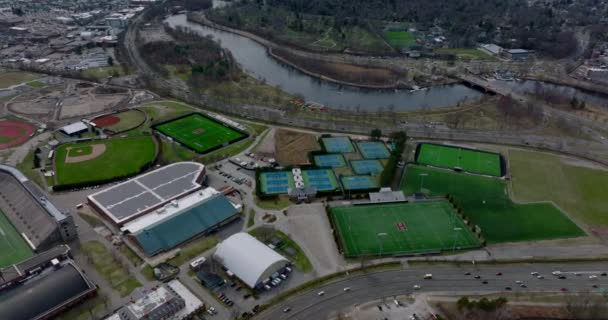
0,173,56,248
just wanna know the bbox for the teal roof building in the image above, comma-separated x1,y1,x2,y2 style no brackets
123,189,240,256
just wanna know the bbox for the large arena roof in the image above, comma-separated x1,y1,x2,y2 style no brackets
214,233,289,288
88,162,205,225
0,261,96,320
123,188,240,256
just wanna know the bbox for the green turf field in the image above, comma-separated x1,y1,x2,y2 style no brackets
55,137,156,187
67,145,93,157
417,143,502,177
401,165,584,243
331,201,480,257
509,149,608,226
383,30,416,48
106,110,146,133
154,114,246,154
0,210,34,268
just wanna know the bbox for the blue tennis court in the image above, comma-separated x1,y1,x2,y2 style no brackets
351,160,384,174
302,169,339,191
341,175,379,190
357,141,390,159
314,154,346,168
259,171,293,195
322,137,355,153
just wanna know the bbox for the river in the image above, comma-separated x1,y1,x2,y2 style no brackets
165,14,483,111
165,14,608,111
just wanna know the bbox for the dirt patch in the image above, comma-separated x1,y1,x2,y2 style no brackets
92,115,120,128
275,129,320,166
64,144,106,163
254,128,275,157
0,120,35,149
192,128,205,135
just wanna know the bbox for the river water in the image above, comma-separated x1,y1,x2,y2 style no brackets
165,14,608,111
165,14,483,111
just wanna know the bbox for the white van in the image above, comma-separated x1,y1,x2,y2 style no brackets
424,274,433,279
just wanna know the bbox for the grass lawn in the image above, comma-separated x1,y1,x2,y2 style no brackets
103,110,146,133
509,149,608,226
167,236,219,266
384,30,416,48
55,136,156,187
401,165,585,243
0,210,34,267
0,72,39,88
154,113,246,154
416,143,502,177
81,241,141,297
434,48,493,60
331,201,480,257
15,148,44,188
26,80,46,88
119,244,143,267
67,145,93,157
255,197,292,210
81,66,125,79
250,228,312,272
55,296,106,320
247,209,256,228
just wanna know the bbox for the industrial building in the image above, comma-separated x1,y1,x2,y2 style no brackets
0,165,76,252
214,233,290,289
105,280,203,320
59,121,89,136
122,188,241,256
88,162,207,226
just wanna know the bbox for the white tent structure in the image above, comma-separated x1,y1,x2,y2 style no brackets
213,233,289,288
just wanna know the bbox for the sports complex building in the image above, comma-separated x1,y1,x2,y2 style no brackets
0,246,97,320
214,233,289,289
0,165,77,267
88,162,241,256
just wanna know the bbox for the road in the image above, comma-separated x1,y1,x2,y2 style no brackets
257,262,608,320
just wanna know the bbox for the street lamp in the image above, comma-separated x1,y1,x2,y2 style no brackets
419,173,428,193
452,227,462,252
377,232,388,257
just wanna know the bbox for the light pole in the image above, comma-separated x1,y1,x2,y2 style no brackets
377,232,388,257
418,173,428,193
452,227,462,252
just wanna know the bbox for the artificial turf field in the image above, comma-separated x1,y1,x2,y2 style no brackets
55,136,156,187
0,210,33,268
331,201,480,257
154,113,246,154
416,143,502,177
383,30,416,48
401,165,584,243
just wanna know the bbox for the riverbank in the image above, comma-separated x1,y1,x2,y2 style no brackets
526,74,608,97
268,48,410,89
187,12,454,90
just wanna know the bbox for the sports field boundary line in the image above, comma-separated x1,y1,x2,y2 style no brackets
151,112,250,155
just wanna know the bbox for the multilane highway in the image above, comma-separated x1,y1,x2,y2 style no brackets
256,262,608,319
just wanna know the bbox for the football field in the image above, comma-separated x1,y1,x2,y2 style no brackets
154,113,246,154
331,201,480,257
401,165,584,243
416,143,502,177
0,210,33,267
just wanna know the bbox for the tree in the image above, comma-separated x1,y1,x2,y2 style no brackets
370,128,382,140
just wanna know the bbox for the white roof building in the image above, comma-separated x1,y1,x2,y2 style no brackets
479,43,503,55
213,233,289,288
60,122,88,135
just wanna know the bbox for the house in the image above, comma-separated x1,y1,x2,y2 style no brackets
504,49,531,60
478,44,503,56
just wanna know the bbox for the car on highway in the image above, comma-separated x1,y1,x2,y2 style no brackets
343,287,351,292
558,275,567,279
589,275,598,280
283,307,291,313
464,272,471,276
474,275,481,279
520,284,527,288
552,271,561,276
424,274,433,279
505,287,512,291
482,280,488,284
531,272,539,276
317,291,325,296
496,272,503,276
413,285,421,290
561,288,568,292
